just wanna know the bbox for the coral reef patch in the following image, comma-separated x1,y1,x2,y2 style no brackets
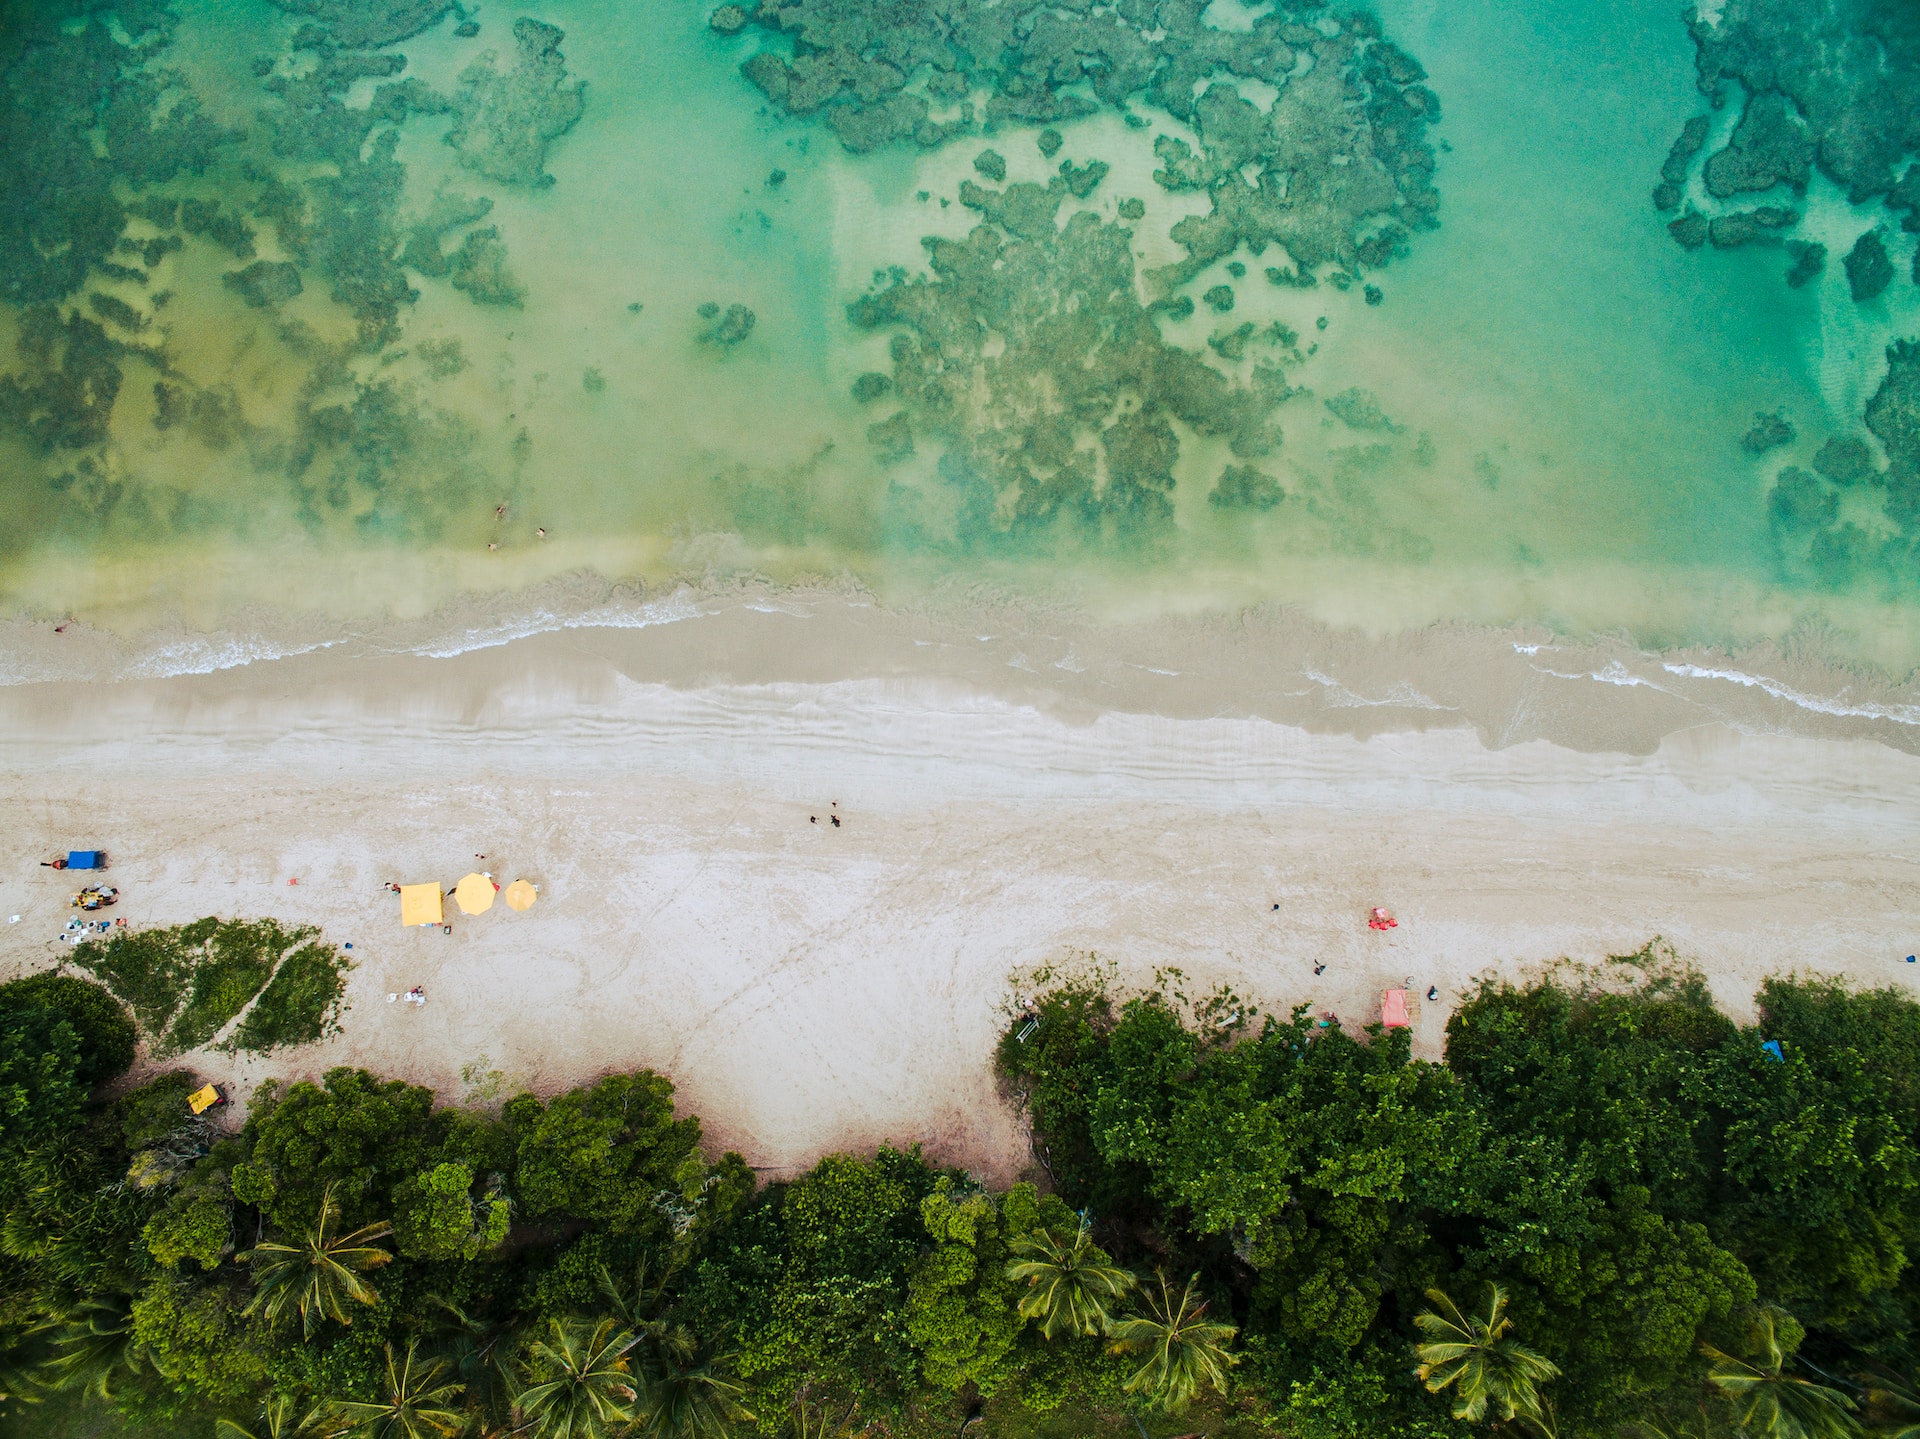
443,19,587,188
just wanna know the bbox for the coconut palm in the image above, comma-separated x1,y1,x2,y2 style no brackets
1413,1285,1560,1431
214,1393,333,1439
786,1385,858,1439
1702,1310,1859,1439
324,1342,469,1439
512,1316,640,1439
1005,1222,1137,1339
1106,1270,1238,1411
1859,1368,1920,1439
36,1295,148,1400
631,1324,751,1439
239,1184,393,1339
596,1250,683,1332
419,1295,519,1422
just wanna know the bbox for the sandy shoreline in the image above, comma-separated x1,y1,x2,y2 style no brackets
3,606,1918,1179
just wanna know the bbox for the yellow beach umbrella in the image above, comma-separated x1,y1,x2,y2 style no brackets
454,873,497,915
504,879,538,912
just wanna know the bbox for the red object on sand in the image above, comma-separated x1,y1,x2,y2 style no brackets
1382,989,1410,1027
1369,906,1398,930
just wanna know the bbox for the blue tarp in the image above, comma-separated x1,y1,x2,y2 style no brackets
66,851,102,870
1760,1039,1784,1062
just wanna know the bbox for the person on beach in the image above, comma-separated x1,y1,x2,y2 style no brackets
1427,986,1439,1002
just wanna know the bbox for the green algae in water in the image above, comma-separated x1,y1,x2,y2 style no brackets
0,0,1915,664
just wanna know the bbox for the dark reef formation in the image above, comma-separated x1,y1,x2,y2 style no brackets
0,0,584,546
1868,339,1920,526
1209,462,1285,511
720,0,1440,286
1652,1,1920,591
698,303,758,347
847,192,1298,550
1705,205,1797,249
442,19,587,188
1653,114,1709,211
1765,338,1920,588
1741,409,1795,454
1324,387,1396,432
719,0,1440,551
222,260,305,309
1656,0,1920,297
1843,228,1894,301
0,4,226,311
446,226,525,307
269,0,452,49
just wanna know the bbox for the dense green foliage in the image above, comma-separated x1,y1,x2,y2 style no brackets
72,919,351,1058
1002,954,1920,1437
5,949,1920,1439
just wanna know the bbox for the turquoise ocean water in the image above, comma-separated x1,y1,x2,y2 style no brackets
0,0,1916,675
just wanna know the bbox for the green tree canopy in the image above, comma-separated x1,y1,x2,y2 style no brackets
505,1071,703,1234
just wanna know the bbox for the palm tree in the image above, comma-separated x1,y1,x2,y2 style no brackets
419,1295,518,1423
596,1250,683,1332
512,1316,640,1439
1702,1309,1859,1439
324,1342,469,1439
37,1295,148,1400
1106,1270,1238,1411
239,1184,393,1339
214,1393,333,1439
787,1384,858,1439
1413,1285,1559,1432
1005,1222,1137,1339
631,1323,751,1439
1859,1367,1920,1439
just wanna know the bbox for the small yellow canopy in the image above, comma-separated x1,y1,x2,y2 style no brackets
187,1084,221,1115
504,879,538,912
454,873,497,915
400,882,444,927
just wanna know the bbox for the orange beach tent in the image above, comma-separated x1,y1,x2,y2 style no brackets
1382,989,1410,1029
399,883,444,927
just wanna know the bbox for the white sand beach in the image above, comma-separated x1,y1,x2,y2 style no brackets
3,599,1918,1181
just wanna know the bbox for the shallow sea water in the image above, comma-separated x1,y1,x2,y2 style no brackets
1,0,1917,690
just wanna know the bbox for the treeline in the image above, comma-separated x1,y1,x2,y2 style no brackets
1,952,1918,1439
1007,955,1920,1438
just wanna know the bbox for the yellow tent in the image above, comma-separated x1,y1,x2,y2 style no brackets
504,879,538,912
454,873,497,915
400,883,444,927
187,1084,222,1115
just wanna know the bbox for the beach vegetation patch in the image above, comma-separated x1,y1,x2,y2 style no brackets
229,939,353,1055
71,918,352,1058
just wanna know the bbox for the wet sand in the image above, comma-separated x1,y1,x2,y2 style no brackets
3,601,1917,1180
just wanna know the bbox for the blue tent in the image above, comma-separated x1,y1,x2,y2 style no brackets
66,851,104,870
